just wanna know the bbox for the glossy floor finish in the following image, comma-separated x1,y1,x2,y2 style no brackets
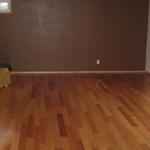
0,74,150,150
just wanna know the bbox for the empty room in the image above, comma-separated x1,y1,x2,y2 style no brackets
1,0,150,149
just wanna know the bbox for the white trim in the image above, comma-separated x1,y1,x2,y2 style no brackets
11,70,146,75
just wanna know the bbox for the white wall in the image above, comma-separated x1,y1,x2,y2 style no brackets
146,2,150,73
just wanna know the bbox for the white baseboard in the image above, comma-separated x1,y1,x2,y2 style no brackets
11,70,146,75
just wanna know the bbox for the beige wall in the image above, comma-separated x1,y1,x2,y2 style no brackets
146,1,150,73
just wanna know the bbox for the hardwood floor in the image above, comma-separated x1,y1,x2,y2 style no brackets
0,74,150,150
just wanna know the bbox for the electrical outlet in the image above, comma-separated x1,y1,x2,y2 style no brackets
96,59,100,65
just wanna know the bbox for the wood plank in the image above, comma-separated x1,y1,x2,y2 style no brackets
0,74,149,150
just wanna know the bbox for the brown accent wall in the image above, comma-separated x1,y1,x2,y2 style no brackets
0,0,149,71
